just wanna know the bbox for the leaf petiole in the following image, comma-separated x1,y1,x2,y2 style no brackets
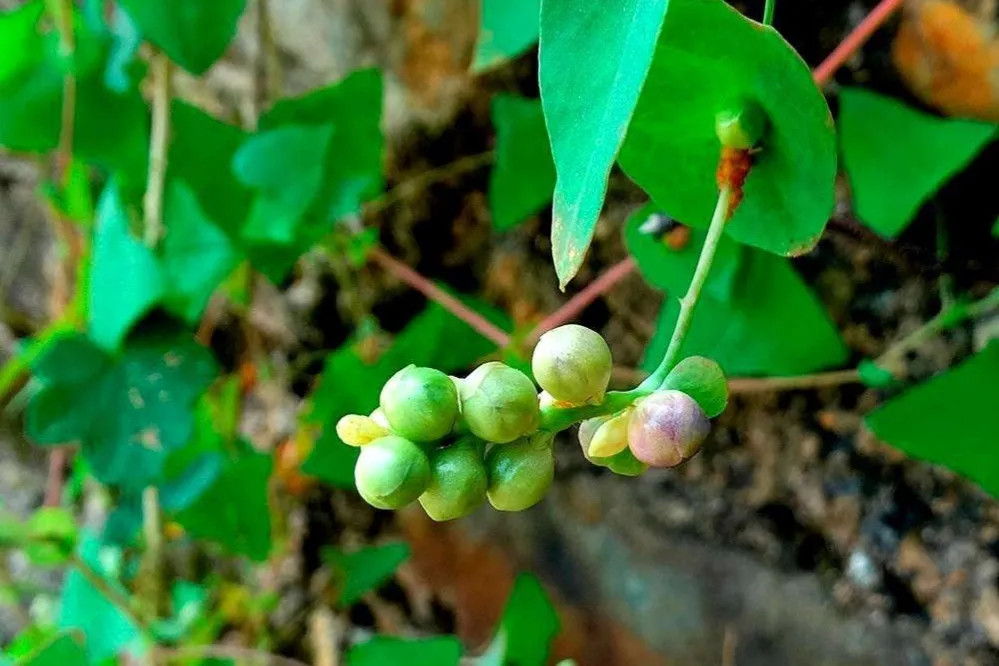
762,0,776,26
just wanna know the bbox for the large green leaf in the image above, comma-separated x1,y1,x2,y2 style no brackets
27,331,218,491
618,0,836,257
160,181,239,323
321,543,411,607
118,0,247,75
473,0,541,71
175,444,272,561
302,299,510,487
347,637,462,666
839,88,997,238
866,343,999,496
624,202,743,302
642,249,848,376
489,94,555,231
87,181,165,351
15,632,86,666
481,574,559,666
539,0,668,288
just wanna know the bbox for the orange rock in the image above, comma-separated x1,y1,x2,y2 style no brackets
893,0,999,121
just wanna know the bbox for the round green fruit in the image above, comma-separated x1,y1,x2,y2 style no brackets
380,365,459,442
354,435,431,509
459,362,540,443
418,439,488,521
531,324,612,405
485,433,555,511
627,390,710,468
715,101,768,150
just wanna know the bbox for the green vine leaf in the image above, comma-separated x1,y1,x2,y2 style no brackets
346,637,462,666
118,0,247,75
618,0,836,257
539,0,669,288
839,87,997,238
489,94,555,231
642,249,847,376
480,574,559,666
866,342,999,497
321,543,411,607
26,330,218,492
473,0,541,71
15,632,86,666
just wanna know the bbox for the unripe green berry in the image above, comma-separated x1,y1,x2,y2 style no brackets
715,102,768,150
486,433,555,511
627,390,710,468
531,324,612,405
579,416,648,476
336,414,390,447
459,362,540,443
418,438,488,521
380,365,459,442
587,408,632,458
354,435,431,509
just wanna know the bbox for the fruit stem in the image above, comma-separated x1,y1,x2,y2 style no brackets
539,389,650,434
762,0,776,26
640,186,733,391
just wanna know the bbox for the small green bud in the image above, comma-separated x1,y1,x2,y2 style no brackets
354,435,431,509
419,438,488,521
715,101,768,150
587,408,632,458
486,433,555,511
369,408,390,429
627,390,710,468
459,362,540,443
380,365,459,442
600,447,648,477
577,415,610,461
531,324,612,405
336,414,390,447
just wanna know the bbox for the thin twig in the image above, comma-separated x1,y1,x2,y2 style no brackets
143,52,172,247
364,151,494,216
812,0,905,86
369,247,511,347
70,553,150,636
158,644,311,666
43,448,69,506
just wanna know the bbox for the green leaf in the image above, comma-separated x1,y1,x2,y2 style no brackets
16,632,86,666
539,0,668,288
489,94,555,231
321,543,411,607
26,331,218,491
175,445,272,561
302,300,510,487
642,249,848,376
233,124,335,245
481,574,559,666
118,0,247,75
346,637,462,666
59,534,142,662
624,202,743,302
866,343,999,496
858,359,898,390
473,0,541,71
839,88,997,238
660,356,727,418
88,181,164,351
160,180,239,323
0,2,45,85
618,0,837,257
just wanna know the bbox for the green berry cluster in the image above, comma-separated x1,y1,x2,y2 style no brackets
336,325,726,521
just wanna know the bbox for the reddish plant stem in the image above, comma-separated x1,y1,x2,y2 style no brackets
812,0,905,86
43,448,70,506
368,247,511,347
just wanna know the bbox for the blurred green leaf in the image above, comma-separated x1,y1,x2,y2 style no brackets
346,637,462,666
26,330,218,492
643,250,847,376
0,2,44,84
160,180,239,323
88,181,164,350
473,0,540,71
118,0,247,75
839,88,996,237
151,581,207,643
539,0,668,288
233,124,335,245
15,631,86,666
618,0,836,259
175,444,272,561
866,342,999,496
59,534,142,663
489,94,555,231
322,543,411,607
481,573,559,666
624,202,743,302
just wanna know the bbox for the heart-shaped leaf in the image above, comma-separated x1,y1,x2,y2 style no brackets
490,94,555,231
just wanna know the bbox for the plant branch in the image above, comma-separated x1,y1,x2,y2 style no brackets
641,187,733,390
364,150,494,216
812,0,905,86
143,52,172,247
368,247,511,347
158,645,310,666
762,0,776,26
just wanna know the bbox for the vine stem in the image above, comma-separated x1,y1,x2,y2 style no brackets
762,0,776,26
143,52,172,247
812,0,905,86
641,187,733,390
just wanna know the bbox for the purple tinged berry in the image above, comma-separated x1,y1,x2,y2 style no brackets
627,390,710,468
